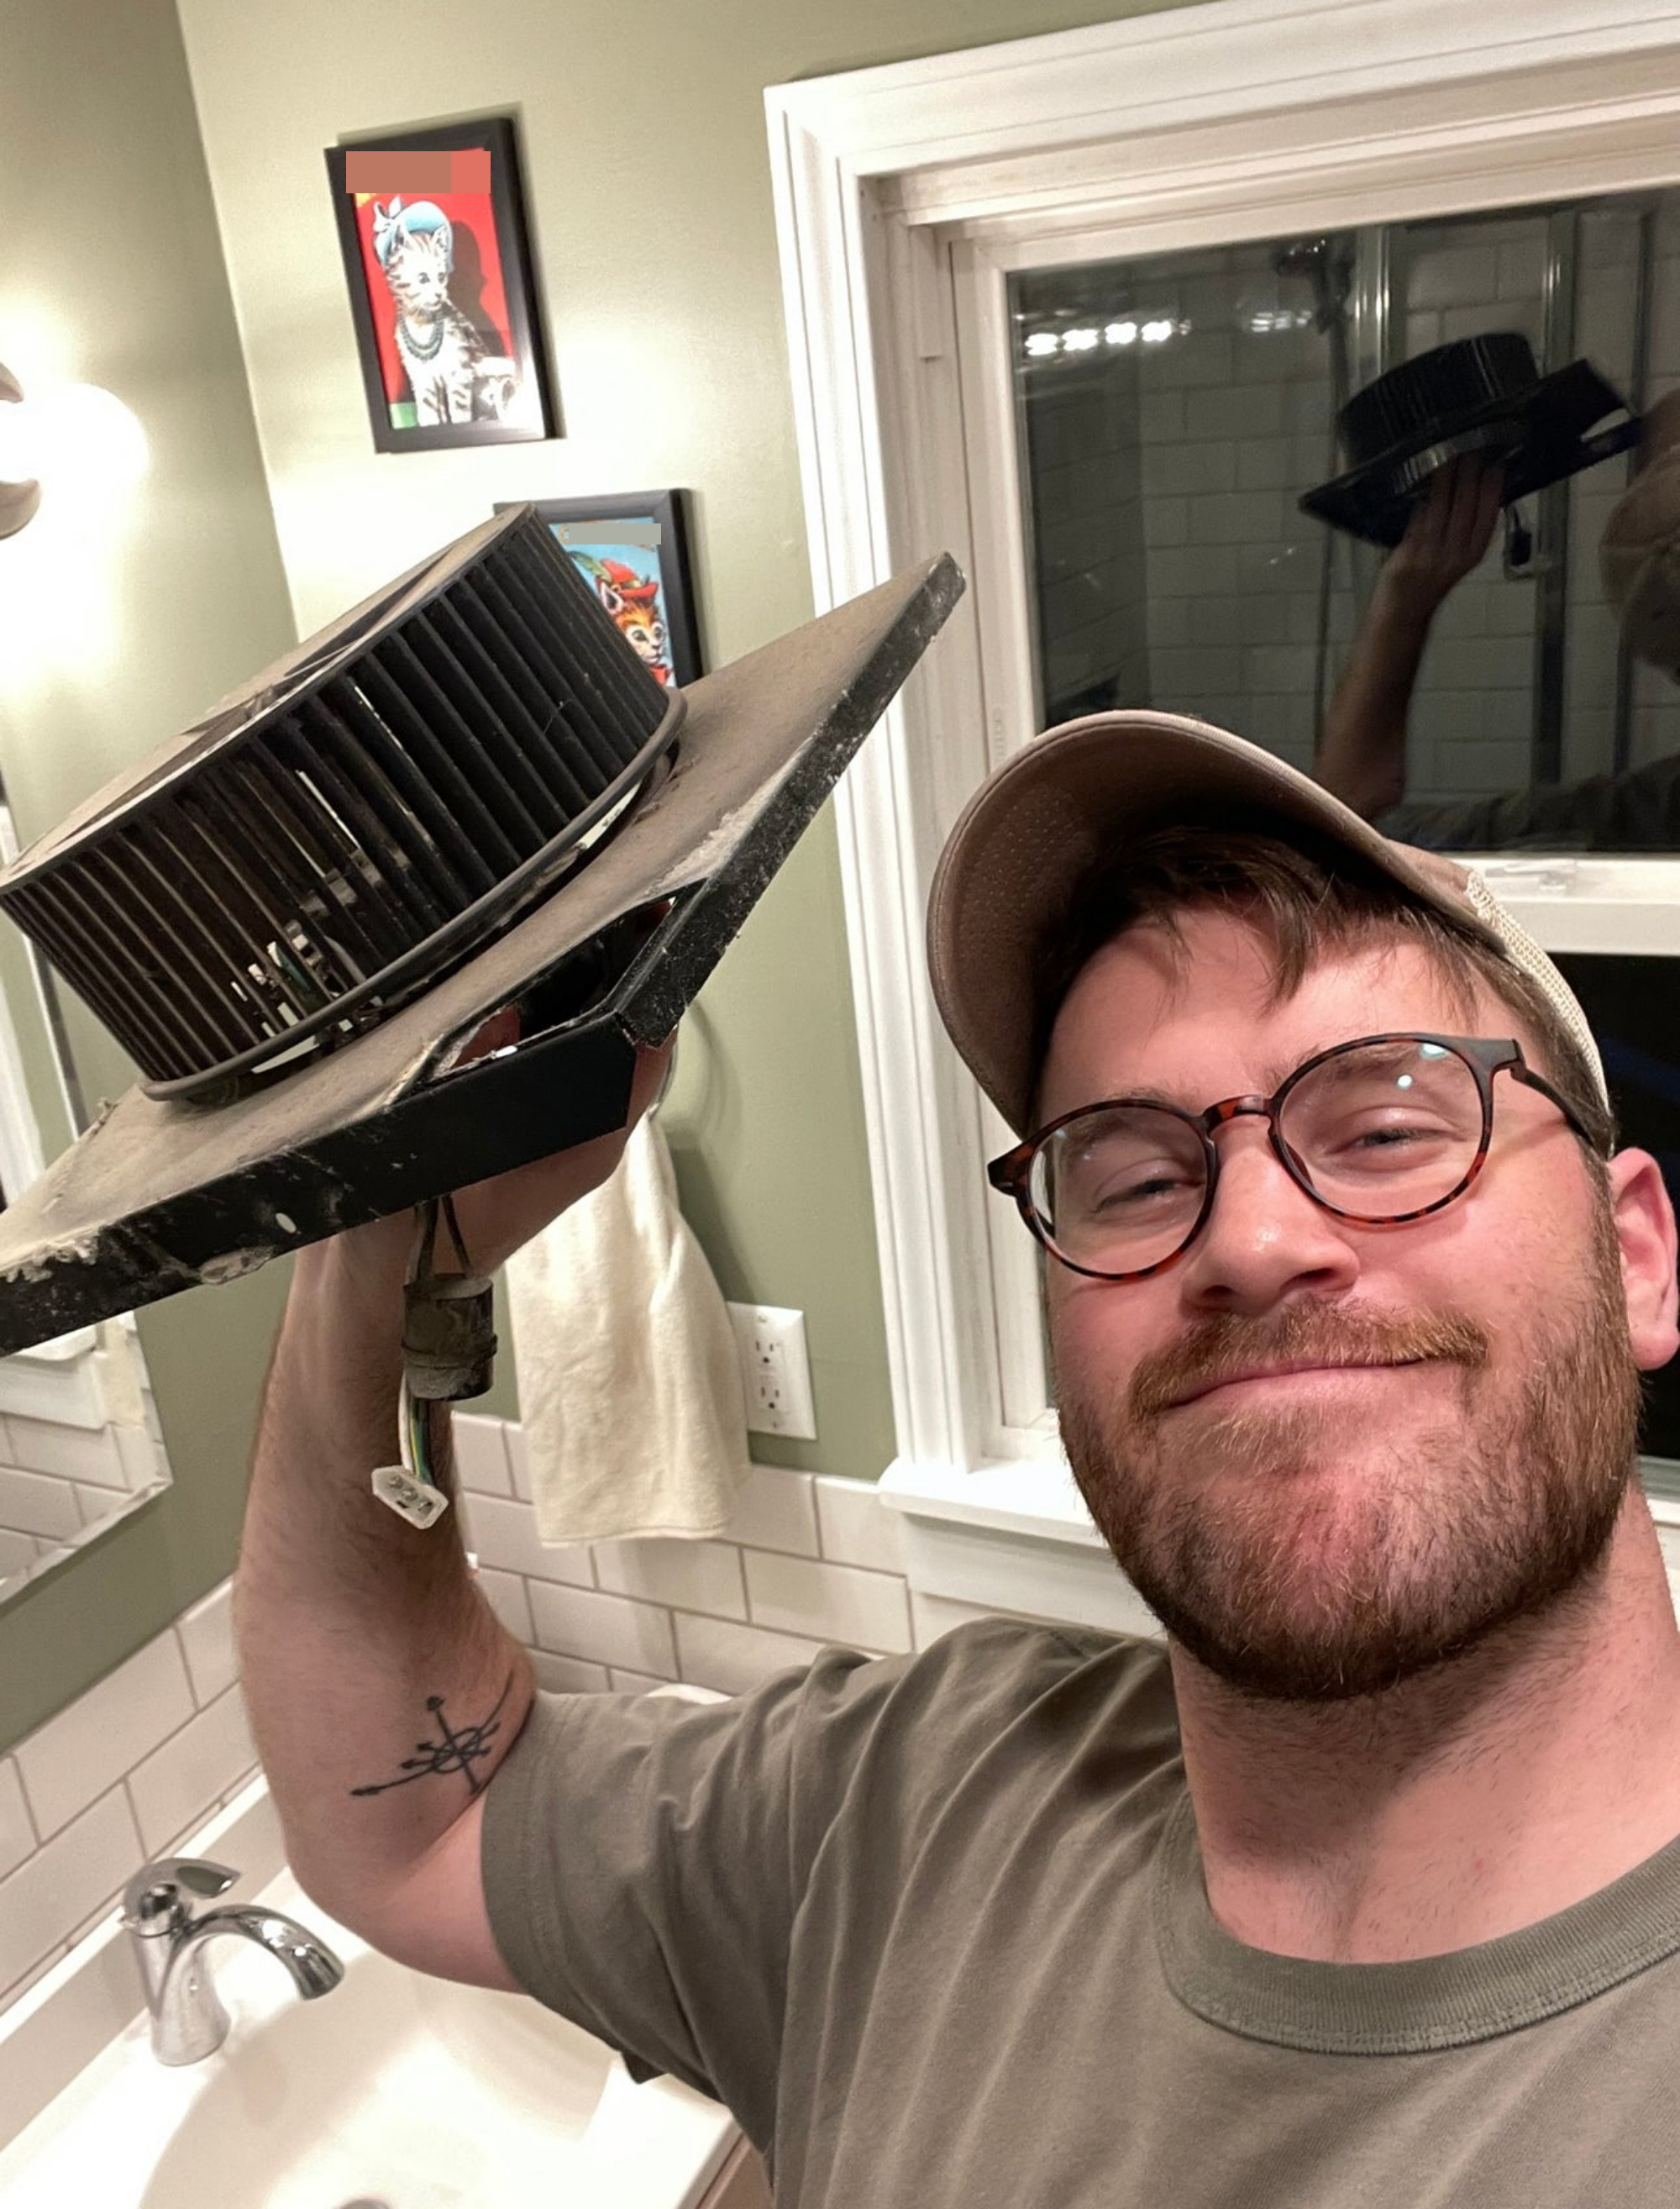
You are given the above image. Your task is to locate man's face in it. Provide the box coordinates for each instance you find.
[1042,907,1649,1707]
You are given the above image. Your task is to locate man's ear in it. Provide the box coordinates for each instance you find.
[1608,1149,1680,1373]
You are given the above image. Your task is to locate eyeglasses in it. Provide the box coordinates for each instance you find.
[988,1033,1596,1284]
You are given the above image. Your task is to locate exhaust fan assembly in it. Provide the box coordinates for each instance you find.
[0,504,962,1517]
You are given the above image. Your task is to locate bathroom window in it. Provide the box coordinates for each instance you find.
[953,192,1680,1466]
[768,5,1680,1533]
[1011,194,1677,841]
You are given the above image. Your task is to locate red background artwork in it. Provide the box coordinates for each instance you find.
[350,187,514,406]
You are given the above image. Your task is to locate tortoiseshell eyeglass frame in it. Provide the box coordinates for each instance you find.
[986,1033,1599,1285]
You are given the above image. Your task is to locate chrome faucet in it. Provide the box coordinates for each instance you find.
[121,1856,344,2064]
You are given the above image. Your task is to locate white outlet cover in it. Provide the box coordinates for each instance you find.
[726,1302,816,1441]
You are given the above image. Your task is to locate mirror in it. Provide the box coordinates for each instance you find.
[0,803,172,1604]
[1011,187,1679,850]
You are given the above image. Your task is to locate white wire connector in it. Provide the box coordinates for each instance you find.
[371,1372,452,1528]
[367,1193,495,1529]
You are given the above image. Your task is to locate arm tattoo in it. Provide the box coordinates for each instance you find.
[349,1674,513,1799]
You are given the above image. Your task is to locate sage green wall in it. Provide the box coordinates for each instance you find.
[1,0,1205,1745]
[171,0,1195,1475]
[0,0,297,1743]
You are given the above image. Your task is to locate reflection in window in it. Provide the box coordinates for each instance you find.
[1012,192,1680,852]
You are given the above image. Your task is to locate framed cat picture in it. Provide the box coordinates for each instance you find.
[497,491,703,689]
[325,116,556,453]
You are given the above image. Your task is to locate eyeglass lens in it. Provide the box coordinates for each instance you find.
[1029,1039,1483,1275]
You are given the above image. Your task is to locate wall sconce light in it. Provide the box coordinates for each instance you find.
[0,366,148,542]
[0,365,42,541]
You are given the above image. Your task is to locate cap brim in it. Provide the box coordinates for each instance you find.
[0,555,965,1354]
[927,709,1504,1139]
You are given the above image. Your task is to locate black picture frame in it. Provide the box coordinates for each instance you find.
[498,491,703,689]
[325,116,556,455]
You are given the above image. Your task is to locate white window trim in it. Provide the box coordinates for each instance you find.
[765,0,1680,1575]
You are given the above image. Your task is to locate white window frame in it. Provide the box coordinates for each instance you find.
[765,0,1680,1586]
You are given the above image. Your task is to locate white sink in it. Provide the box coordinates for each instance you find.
[0,1791,739,2208]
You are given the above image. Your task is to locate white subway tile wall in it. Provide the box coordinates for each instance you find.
[125,1687,256,1857]
[743,1550,912,1653]
[14,1636,197,1842]
[175,1582,238,1707]
[1027,356,1152,718]
[0,1584,259,2009]
[673,1612,828,1698]
[531,1649,613,1695]
[0,1760,33,1882]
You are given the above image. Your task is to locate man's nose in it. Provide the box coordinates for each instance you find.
[1174,1117,1361,1310]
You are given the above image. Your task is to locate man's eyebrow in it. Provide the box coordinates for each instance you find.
[1086,1044,1355,1113]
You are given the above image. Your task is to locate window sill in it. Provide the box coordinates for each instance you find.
[879,1453,1164,1638]
[880,1453,1680,1638]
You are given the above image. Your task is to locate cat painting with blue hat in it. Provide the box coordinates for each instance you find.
[370,192,520,429]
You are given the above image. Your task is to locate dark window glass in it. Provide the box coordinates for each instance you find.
[1555,953,1680,1469]
[1013,192,1680,851]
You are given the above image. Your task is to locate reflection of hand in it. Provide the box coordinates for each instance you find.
[1384,455,1504,615]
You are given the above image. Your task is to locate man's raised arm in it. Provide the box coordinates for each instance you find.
[235,1033,672,1987]
[1315,455,1502,819]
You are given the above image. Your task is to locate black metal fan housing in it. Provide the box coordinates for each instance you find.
[0,507,679,1099]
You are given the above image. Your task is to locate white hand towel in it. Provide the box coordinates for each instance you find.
[504,1113,751,1544]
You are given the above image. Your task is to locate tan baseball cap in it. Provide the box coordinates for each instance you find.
[926,708,1607,1138]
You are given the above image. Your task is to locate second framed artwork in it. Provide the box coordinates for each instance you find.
[500,491,702,689]
[326,117,556,453]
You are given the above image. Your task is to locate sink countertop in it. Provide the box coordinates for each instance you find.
[0,1785,738,2209]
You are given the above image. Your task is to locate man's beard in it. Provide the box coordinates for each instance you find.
[1057,1198,1645,1706]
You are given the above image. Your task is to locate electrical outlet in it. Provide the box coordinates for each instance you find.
[727,1302,816,1440]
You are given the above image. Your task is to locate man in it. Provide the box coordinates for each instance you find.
[1315,393,1680,848]
[239,713,1680,2205]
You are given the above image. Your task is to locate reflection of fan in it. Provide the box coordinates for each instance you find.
[0,510,964,1360]
[0,509,681,1101]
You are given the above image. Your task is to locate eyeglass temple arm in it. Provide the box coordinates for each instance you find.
[1506,1058,1601,1149]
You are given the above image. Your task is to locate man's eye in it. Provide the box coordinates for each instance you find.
[1082,1166,1194,1211]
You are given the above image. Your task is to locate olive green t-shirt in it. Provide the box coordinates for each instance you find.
[481,1617,1680,2204]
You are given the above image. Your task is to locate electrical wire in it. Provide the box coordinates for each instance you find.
[401,1198,443,1494]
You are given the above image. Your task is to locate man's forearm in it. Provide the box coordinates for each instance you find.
[235,1233,533,1927]
[1316,575,1438,819]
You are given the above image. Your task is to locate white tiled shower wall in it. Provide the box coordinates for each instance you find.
[1131,239,1355,778]
[1028,359,1151,718]
[0,1431,1030,2018]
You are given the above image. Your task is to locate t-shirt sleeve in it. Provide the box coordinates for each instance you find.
[1376,750,1680,854]
[477,1642,919,2143]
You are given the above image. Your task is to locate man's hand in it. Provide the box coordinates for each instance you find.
[323,1016,675,1310]
[1383,454,1504,618]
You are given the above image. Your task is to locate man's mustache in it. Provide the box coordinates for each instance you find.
[1126,1303,1490,1420]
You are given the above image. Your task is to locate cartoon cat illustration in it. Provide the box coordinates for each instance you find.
[370,197,519,427]
[586,558,674,686]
